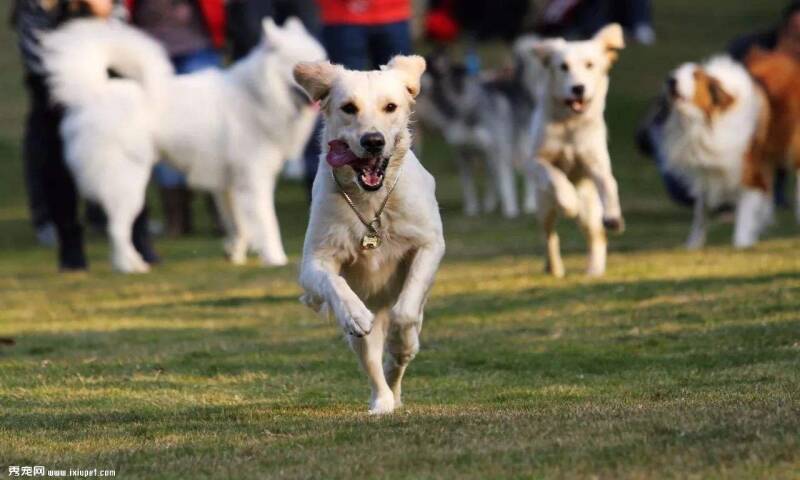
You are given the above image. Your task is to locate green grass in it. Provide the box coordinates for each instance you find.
[2,1,800,478]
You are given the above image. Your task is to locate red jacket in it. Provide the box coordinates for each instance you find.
[317,0,411,26]
[125,0,226,48]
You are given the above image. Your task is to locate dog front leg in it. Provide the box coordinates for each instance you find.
[390,238,445,327]
[686,196,707,250]
[300,257,375,337]
[585,150,625,233]
[386,238,444,406]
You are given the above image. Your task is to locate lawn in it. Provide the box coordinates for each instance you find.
[1,0,799,478]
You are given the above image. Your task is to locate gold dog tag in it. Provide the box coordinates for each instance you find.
[361,232,381,250]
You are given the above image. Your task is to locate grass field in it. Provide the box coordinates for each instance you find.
[2,0,800,478]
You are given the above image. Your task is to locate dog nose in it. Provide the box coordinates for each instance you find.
[666,77,678,95]
[360,132,385,155]
[571,85,585,98]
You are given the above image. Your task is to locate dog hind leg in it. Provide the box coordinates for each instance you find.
[456,149,480,216]
[576,179,607,276]
[384,322,420,407]
[348,310,395,414]
[537,188,565,278]
[102,170,150,273]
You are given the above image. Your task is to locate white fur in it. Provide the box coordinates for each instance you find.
[525,25,625,277]
[295,56,445,414]
[41,18,326,272]
[663,56,766,249]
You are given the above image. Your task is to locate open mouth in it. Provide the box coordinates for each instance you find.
[564,98,587,113]
[327,140,388,191]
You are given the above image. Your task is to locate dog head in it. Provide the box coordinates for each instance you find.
[666,61,736,122]
[294,55,426,192]
[531,24,624,115]
[261,17,327,83]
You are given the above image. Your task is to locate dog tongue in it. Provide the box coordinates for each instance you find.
[326,140,359,167]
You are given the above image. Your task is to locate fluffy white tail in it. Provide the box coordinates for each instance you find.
[41,19,173,108]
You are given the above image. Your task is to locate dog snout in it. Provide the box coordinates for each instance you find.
[360,132,386,155]
[571,84,585,98]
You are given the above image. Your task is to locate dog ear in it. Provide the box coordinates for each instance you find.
[262,17,284,48]
[293,61,338,102]
[529,39,564,67]
[594,23,625,63]
[283,16,307,34]
[388,55,427,98]
[707,75,735,110]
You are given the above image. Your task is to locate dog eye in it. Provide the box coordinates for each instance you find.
[384,103,398,113]
[560,63,569,72]
[340,102,359,115]
[586,61,594,69]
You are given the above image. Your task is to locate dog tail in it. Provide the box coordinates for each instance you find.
[41,19,173,108]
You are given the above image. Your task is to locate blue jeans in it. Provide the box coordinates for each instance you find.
[153,48,222,188]
[321,21,412,70]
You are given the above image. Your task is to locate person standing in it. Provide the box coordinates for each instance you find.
[127,0,225,237]
[12,0,158,271]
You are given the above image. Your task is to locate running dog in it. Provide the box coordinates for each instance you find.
[42,18,325,272]
[294,56,445,414]
[527,24,625,277]
[417,46,538,218]
[662,56,769,249]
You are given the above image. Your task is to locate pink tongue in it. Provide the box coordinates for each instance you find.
[326,140,359,167]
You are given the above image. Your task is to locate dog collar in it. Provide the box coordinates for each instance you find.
[331,166,402,251]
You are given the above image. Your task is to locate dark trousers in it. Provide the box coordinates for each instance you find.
[23,73,153,270]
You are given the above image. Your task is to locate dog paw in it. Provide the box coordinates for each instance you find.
[260,253,289,267]
[603,217,625,233]
[340,300,374,337]
[368,393,396,415]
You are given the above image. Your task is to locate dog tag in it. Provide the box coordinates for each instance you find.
[361,232,381,250]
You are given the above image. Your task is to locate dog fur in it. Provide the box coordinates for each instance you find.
[526,24,625,277]
[41,18,326,272]
[294,56,445,414]
[662,55,769,249]
[417,47,539,218]
[745,48,800,239]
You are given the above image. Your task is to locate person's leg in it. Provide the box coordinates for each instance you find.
[22,75,56,247]
[27,74,87,270]
[367,21,412,68]
[322,24,371,70]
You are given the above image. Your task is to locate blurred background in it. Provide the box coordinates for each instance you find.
[0,0,793,266]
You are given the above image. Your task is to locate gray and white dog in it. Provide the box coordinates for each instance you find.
[417,45,539,218]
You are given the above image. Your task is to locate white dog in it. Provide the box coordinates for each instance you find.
[294,56,445,414]
[663,56,769,249]
[527,24,626,277]
[41,18,326,272]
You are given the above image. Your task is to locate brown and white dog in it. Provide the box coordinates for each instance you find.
[662,55,770,249]
[525,24,626,277]
[745,48,800,230]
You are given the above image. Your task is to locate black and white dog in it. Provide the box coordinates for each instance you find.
[417,44,539,218]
